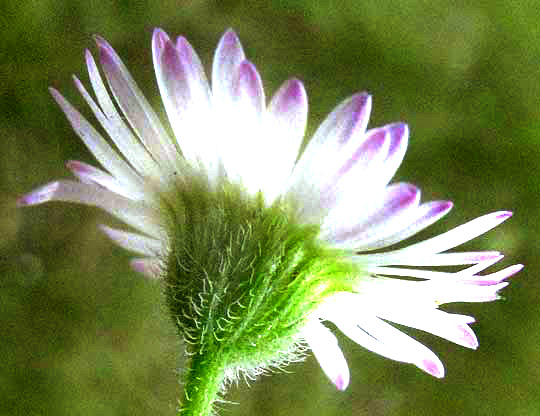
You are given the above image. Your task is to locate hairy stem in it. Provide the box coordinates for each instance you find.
[178,351,226,416]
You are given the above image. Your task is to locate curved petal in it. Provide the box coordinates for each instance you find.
[83,51,163,182]
[376,123,409,188]
[373,308,478,349]
[264,79,308,200]
[66,160,146,201]
[360,251,502,267]
[302,319,350,390]
[392,211,513,255]
[100,225,165,256]
[288,94,372,192]
[320,293,444,378]
[153,30,217,175]
[17,180,162,238]
[351,200,453,251]
[212,29,246,103]
[217,60,267,194]
[130,258,163,279]
[49,88,144,190]
[95,36,181,176]
[323,183,421,247]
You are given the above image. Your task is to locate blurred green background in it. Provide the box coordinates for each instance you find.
[2,1,539,415]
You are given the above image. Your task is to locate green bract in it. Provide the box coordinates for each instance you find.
[163,174,359,375]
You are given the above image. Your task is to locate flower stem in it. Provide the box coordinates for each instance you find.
[178,351,226,416]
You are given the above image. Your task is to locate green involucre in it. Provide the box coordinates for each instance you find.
[161,174,358,374]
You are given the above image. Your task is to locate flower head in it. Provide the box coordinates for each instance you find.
[19,28,521,405]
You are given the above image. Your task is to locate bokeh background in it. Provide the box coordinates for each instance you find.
[2,1,539,415]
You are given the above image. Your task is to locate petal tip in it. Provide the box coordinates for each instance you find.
[152,28,170,55]
[333,373,350,391]
[17,182,59,206]
[222,28,240,43]
[496,211,513,220]
[422,359,444,378]
[130,258,162,279]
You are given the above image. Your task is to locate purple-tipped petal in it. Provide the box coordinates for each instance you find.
[67,160,145,201]
[375,307,479,350]
[375,122,409,187]
[212,29,246,99]
[262,79,308,200]
[49,87,143,189]
[100,225,164,256]
[326,183,421,247]
[269,78,307,118]
[130,258,162,279]
[20,180,162,238]
[362,251,503,267]
[160,39,195,106]
[17,182,60,206]
[310,128,390,218]
[293,93,372,173]
[332,93,372,146]
[309,92,372,151]
[303,320,350,391]
[96,36,179,175]
[351,200,454,252]
[334,127,390,180]
[461,264,524,286]
[287,93,373,218]
[231,60,265,115]
[427,279,510,304]
[322,293,445,378]
[395,211,514,255]
[152,28,170,66]
[153,36,215,172]
[421,359,444,378]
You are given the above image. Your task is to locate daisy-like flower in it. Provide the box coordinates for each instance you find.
[19,29,522,414]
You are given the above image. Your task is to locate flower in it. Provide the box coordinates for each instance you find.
[19,28,522,398]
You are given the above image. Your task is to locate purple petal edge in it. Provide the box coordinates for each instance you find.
[337,93,372,145]
[333,373,349,391]
[422,359,444,378]
[272,78,307,115]
[233,60,264,111]
[152,28,170,63]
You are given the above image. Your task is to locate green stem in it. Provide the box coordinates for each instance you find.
[178,351,226,416]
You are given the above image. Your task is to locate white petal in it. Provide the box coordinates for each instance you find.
[100,225,165,256]
[216,60,267,194]
[49,88,144,189]
[153,30,218,176]
[18,180,162,239]
[298,93,372,165]
[391,211,513,255]
[66,160,146,201]
[374,123,409,188]
[321,293,444,378]
[212,29,246,103]
[373,308,478,349]
[287,93,372,218]
[302,319,350,390]
[359,251,502,267]
[130,258,163,279]
[82,52,164,183]
[352,200,453,251]
[96,36,181,178]
[324,183,421,248]
[263,79,308,201]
